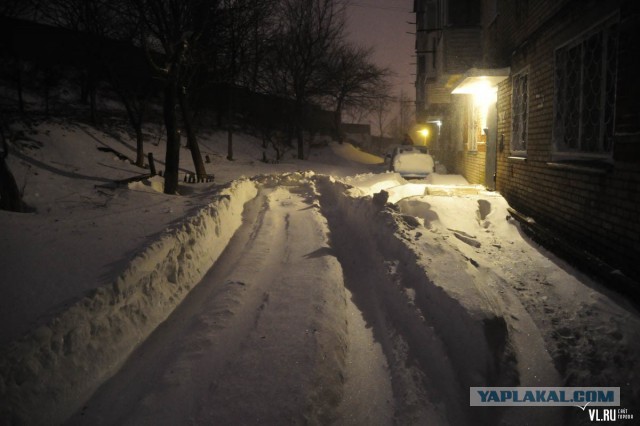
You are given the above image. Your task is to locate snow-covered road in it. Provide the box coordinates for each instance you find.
[61,176,483,425]
[66,180,393,425]
[57,174,640,426]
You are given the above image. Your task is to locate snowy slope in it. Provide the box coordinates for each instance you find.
[0,120,377,345]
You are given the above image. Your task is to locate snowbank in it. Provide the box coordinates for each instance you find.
[0,179,258,425]
[329,142,384,165]
[342,172,485,203]
[315,176,517,424]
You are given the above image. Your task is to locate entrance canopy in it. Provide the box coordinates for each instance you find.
[451,68,510,94]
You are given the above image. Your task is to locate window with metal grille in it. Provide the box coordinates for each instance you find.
[511,70,528,154]
[553,16,619,157]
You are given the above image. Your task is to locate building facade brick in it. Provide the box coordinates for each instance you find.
[415,0,640,280]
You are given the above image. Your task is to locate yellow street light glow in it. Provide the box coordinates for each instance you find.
[417,128,429,146]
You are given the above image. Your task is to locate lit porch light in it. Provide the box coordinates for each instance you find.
[452,70,508,146]
[451,68,509,102]
[452,77,497,106]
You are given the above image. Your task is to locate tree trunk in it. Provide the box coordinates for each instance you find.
[227,129,234,161]
[16,61,24,114]
[135,127,145,167]
[0,158,24,212]
[295,101,305,160]
[334,105,343,143]
[0,132,27,212]
[296,126,304,160]
[163,81,181,195]
[107,63,147,168]
[120,95,145,167]
[226,86,234,161]
[81,71,89,104]
[178,89,207,179]
[43,73,50,115]
[89,85,98,125]
[83,68,98,125]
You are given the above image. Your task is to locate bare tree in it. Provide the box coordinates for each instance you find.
[0,127,28,213]
[178,84,207,179]
[322,43,390,142]
[106,54,153,167]
[371,93,394,137]
[204,0,277,161]
[263,0,346,159]
[387,89,414,140]
[133,0,214,194]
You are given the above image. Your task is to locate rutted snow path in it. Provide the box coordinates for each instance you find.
[67,180,396,425]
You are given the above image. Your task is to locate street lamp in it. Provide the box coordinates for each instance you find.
[419,128,429,146]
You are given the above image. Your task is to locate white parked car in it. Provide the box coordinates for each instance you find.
[388,145,435,178]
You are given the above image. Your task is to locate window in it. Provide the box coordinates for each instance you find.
[511,70,529,154]
[553,17,619,157]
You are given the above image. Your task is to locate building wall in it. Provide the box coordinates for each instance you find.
[442,27,483,74]
[494,0,640,280]
[453,95,488,185]
[457,150,486,185]
[414,0,484,175]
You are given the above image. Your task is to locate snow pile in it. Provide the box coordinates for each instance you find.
[342,172,406,196]
[343,172,485,204]
[0,179,258,425]
[337,172,640,417]
[315,176,518,424]
[399,192,640,393]
[329,141,384,165]
[127,175,165,193]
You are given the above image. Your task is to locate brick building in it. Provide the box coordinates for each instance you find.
[414,0,640,282]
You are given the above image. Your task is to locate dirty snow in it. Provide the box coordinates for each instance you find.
[1,118,639,425]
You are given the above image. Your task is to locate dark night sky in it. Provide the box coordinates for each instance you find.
[345,0,416,101]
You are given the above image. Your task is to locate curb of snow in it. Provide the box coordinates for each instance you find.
[318,177,515,399]
[0,179,258,425]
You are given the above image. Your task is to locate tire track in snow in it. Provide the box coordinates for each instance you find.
[317,180,467,426]
[66,188,278,425]
[336,287,395,426]
[67,183,350,425]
